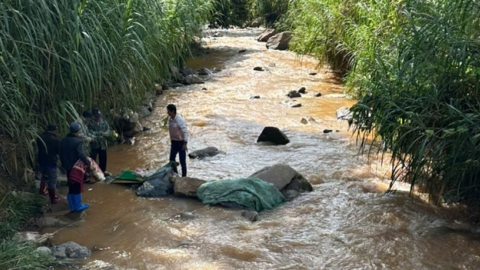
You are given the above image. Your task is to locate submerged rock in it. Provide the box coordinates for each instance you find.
[188,147,219,159]
[241,210,260,222]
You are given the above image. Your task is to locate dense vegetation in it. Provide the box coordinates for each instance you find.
[280,0,480,209]
[0,0,213,181]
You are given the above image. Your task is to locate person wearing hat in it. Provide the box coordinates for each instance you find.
[36,123,61,203]
[60,122,91,212]
[87,108,111,173]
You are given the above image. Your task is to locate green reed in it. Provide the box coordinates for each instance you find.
[0,0,213,180]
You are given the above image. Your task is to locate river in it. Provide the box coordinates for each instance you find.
[48,28,480,269]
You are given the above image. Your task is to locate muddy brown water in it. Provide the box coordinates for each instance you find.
[46,29,480,269]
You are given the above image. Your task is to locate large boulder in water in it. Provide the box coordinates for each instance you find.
[172,177,207,198]
[188,147,219,159]
[257,29,277,42]
[257,127,290,145]
[266,32,292,50]
[250,164,313,201]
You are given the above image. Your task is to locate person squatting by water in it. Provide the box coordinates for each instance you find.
[36,123,62,204]
[167,104,189,177]
[88,108,111,174]
[60,122,91,212]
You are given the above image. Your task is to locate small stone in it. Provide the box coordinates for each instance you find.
[250,95,260,99]
[298,87,306,94]
[314,93,322,97]
[309,72,317,75]
[291,104,302,108]
[253,67,265,71]
[241,210,259,222]
[287,91,301,98]
[36,246,52,256]
[201,87,207,91]
[238,49,246,53]
[323,129,333,133]
[301,118,308,124]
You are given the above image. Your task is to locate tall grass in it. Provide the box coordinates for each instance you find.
[351,0,480,207]
[0,0,213,181]
[280,0,480,210]
[0,191,57,269]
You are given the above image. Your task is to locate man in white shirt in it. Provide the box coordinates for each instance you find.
[167,104,189,177]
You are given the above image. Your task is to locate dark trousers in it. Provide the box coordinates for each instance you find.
[169,140,187,177]
[90,148,107,172]
[67,170,81,194]
[41,166,58,189]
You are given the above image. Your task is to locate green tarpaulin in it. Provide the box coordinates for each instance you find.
[197,177,285,212]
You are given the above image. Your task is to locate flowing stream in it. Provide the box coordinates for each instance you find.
[47,28,480,270]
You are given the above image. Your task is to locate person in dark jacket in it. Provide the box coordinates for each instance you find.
[60,122,91,212]
[36,124,62,204]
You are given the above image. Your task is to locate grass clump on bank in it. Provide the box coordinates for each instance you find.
[0,191,57,269]
[0,0,214,182]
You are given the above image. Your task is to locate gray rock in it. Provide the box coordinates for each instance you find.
[184,74,204,85]
[266,31,293,50]
[298,87,306,94]
[251,164,298,190]
[15,231,53,246]
[287,90,301,98]
[253,66,265,71]
[336,106,353,120]
[291,103,302,108]
[257,127,290,145]
[51,241,91,259]
[173,177,207,198]
[188,147,219,159]
[257,29,277,42]
[250,164,313,200]
[36,246,52,256]
[241,210,259,222]
[197,68,212,76]
[51,245,67,259]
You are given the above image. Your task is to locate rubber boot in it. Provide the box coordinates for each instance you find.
[67,194,75,212]
[72,194,89,211]
[39,181,48,196]
[47,188,64,204]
